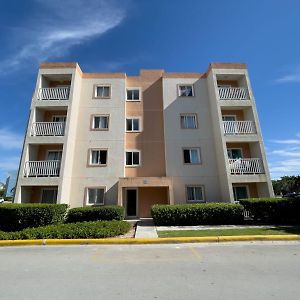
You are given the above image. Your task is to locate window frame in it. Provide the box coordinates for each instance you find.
[125,150,141,167]
[126,88,141,102]
[186,185,205,203]
[126,117,142,132]
[88,148,108,167]
[85,187,106,206]
[182,147,201,164]
[93,84,111,99]
[180,113,198,129]
[233,185,249,202]
[90,114,110,131]
[177,84,195,97]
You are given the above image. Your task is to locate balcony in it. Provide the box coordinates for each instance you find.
[218,87,249,100]
[24,160,61,177]
[37,87,70,101]
[30,122,65,136]
[229,158,264,175]
[223,121,256,135]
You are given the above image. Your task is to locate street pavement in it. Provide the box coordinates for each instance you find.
[0,241,300,300]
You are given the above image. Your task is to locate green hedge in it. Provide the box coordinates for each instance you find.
[151,203,244,226]
[239,198,300,224]
[0,220,130,240]
[0,204,68,232]
[66,205,124,223]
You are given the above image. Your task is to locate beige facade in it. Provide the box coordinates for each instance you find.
[14,62,274,217]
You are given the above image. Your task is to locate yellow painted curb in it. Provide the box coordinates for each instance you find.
[1,235,300,247]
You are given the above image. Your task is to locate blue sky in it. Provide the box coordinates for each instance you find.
[0,0,299,182]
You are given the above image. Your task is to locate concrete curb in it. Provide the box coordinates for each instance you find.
[1,235,300,247]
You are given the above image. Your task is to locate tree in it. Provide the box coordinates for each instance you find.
[272,176,300,195]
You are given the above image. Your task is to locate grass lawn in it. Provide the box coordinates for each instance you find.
[157,227,300,238]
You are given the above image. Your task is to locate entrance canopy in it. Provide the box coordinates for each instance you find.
[118,177,174,207]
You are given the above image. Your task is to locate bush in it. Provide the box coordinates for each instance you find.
[151,203,244,226]
[66,205,124,223]
[239,198,300,224]
[0,204,68,232]
[0,221,131,240]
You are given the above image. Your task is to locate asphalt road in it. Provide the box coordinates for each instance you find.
[0,242,300,300]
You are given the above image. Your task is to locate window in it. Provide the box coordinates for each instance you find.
[233,186,248,201]
[126,151,140,166]
[89,149,107,166]
[178,85,194,97]
[41,189,57,204]
[126,89,140,101]
[186,186,204,202]
[47,151,62,161]
[183,148,201,164]
[86,188,105,205]
[126,118,140,132]
[92,115,109,130]
[180,114,197,129]
[227,148,243,159]
[95,85,110,98]
[52,116,66,123]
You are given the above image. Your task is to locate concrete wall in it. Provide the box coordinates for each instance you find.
[67,76,126,207]
[162,77,222,203]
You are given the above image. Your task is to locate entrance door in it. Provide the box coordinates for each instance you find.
[233,186,248,201]
[126,189,137,217]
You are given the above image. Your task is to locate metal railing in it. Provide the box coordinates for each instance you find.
[223,121,256,135]
[30,122,65,136]
[218,87,249,100]
[37,87,70,100]
[229,158,264,174]
[24,160,61,177]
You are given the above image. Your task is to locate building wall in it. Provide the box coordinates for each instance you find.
[67,76,126,207]
[125,70,166,177]
[162,77,222,203]
[138,187,168,217]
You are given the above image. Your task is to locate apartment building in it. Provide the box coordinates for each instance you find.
[14,62,274,218]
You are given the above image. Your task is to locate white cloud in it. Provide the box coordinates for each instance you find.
[269,159,300,173]
[0,157,20,173]
[0,0,126,73]
[275,68,300,83]
[0,156,20,182]
[271,139,300,145]
[0,128,23,150]
[271,150,300,157]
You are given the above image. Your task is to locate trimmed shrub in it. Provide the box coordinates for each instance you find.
[0,231,10,240]
[239,198,300,224]
[66,205,124,223]
[0,221,131,240]
[0,204,68,232]
[151,203,244,226]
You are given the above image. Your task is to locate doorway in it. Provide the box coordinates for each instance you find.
[126,189,137,217]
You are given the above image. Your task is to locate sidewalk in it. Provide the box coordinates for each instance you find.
[155,225,298,231]
[135,219,158,238]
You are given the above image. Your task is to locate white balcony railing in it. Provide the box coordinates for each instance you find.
[229,158,264,174]
[30,122,65,136]
[24,160,61,177]
[223,121,256,135]
[218,87,249,100]
[37,87,70,100]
